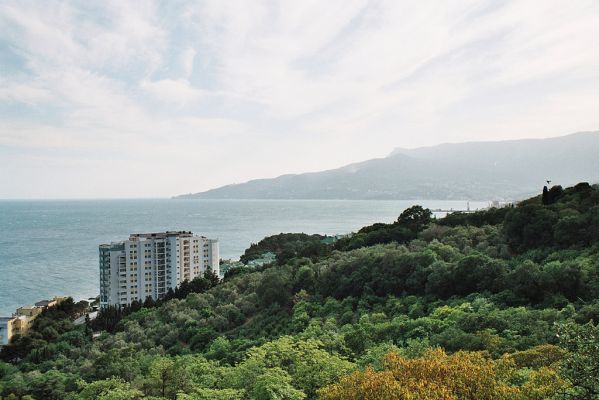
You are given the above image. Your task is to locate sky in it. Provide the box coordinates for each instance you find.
[1,1,599,199]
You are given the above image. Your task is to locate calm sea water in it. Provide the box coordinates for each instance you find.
[0,199,487,315]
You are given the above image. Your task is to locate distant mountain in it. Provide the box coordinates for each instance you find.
[175,131,599,200]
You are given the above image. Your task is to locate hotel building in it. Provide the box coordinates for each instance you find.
[99,231,219,308]
[0,297,65,347]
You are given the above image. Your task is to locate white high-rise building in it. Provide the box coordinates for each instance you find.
[99,231,219,308]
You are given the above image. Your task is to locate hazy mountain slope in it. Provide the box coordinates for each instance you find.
[176,131,599,200]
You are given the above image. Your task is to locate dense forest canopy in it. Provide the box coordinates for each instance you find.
[1,183,599,399]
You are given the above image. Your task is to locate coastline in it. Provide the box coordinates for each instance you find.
[0,198,488,317]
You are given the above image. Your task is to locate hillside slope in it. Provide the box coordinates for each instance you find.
[176,131,599,200]
[3,183,599,399]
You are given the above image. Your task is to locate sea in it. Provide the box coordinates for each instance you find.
[0,198,488,316]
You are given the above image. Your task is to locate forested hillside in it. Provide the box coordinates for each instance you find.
[2,183,599,399]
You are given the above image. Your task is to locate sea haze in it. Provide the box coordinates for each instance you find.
[0,198,488,315]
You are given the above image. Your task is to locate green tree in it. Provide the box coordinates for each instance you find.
[72,378,143,400]
[25,369,77,400]
[542,186,550,205]
[504,204,558,252]
[178,388,245,400]
[256,270,292,307]
[149,356,190,399]
[252,368,305,400]
[205,337,232,362]
[397,205,433,233]
[558,322,599,399]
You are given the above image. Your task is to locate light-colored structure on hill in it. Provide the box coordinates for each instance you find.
[16,305,43,318]
[99,231,219,309]
[34,296,67,309]
[0,315,30,344]
[0,296,66,346]
[0,317,18,346]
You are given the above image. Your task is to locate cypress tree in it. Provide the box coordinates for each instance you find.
[143,295,155,308]
[84,314,92,338]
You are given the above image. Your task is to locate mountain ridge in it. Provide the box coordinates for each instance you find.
[175,131,599,201]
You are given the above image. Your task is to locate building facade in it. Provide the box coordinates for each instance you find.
[0,296,65,346]
[0,317,15,346]
[99,231,219,308]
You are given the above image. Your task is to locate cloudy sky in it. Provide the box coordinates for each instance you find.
[1,1,599,198]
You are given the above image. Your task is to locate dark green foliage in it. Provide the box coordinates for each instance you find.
[505,183,599,253]
[223,265,254,280]
[334,205,432,251]
[256,269,293,307]
[91,273,220,334]
[91,304,127,333]
[240,233,331,264]
[438,207,510,227]
[541,185,564,206]
[547,185,564,204]
[0,298,87,363]
[575,301,599,324]
[143,295,156,308]
[558,322,599,398]
[169,269,220,300]
[542,185,549,205]
[189,327,218,352]
[450,254,505,295]
[396,205,433,231]
[504,204,558,252]
[3,183,599,399]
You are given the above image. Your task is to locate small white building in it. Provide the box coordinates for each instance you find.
[99,231,219,308]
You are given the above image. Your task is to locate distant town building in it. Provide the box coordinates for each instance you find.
[99,231,219,309]
[0,296,65,346]
[247,251,277,267]
[16,305,43,318]
[218,259,245,277]
[1,317,25,346]
[34,296,67,309]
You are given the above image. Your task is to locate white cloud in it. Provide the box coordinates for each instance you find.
[141,79,205,105]
[0,79,51,104]
[181,47,197,80]
[1,0,599,198]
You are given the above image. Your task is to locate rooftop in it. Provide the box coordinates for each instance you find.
[129,231,194,240]
[100,231,215,247]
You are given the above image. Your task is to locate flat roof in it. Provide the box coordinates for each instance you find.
[100,231,216,247]
[129,231,194,240]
